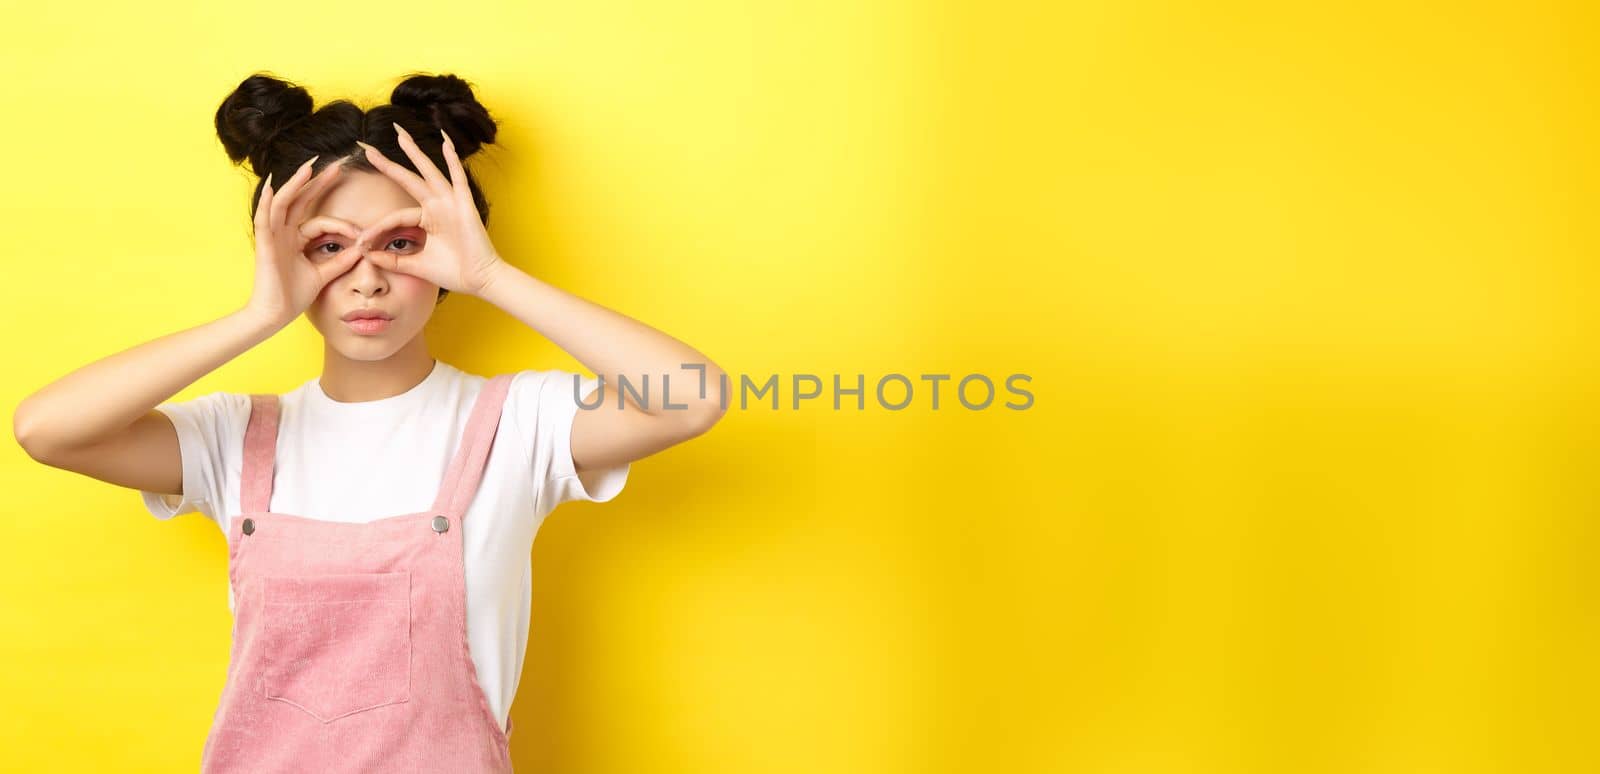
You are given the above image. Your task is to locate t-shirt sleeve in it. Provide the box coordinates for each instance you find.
[509,369,630,510]
[138,391,252,524]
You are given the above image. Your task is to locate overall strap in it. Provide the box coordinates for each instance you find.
[431,373,514,522]
[240,394,281,514]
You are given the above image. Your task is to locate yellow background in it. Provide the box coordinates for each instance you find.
[1,1,1593,771]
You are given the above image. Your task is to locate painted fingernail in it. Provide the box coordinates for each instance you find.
[307,154,319,167]
[392,122,405,136]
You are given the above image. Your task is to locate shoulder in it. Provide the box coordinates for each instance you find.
[425,365,593,428]
[506,369,593,412]
[508,368,572,391]
[157,390,255,430]
[499,369,598,436]
[421,359,495,399]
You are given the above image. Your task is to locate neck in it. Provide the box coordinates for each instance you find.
[319,336,436,403]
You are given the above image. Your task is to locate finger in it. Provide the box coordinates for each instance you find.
[299,215,363,247]
[269,155,321,229]
[354,207,424,252]
[355,140,433,206]
[286,158,347,227]
[254,173,275,231]
[362,248,404,274]
[439,129,473,211]
[392,122,450,195]
[269,156,319,229]
[316,243,368,285]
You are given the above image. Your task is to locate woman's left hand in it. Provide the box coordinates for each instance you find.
[352,123,506,297]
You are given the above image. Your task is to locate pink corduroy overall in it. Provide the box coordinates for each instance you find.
[199,373,517,773]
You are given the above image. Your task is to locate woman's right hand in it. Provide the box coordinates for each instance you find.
[243,156,368,329]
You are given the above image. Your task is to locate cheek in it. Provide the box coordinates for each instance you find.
[388,274,439,307]
[308,289,334,317]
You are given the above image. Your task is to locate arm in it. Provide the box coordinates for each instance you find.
[13,156,357,493]
[12,308,282,494]
[475,260,728,474]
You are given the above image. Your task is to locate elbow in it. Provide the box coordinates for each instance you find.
[13,396,82,467]
[685,399,727,437]
[685,366,729,435]
[12,402,56,464]
[656,364,727,438]
[13,400,39,454]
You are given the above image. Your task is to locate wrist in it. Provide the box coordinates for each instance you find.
[234,305,289,337]
[472,255,516,300]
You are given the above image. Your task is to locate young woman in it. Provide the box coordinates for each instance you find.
[13,72,726,772]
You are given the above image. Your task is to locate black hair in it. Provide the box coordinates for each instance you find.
[214,71,500,303]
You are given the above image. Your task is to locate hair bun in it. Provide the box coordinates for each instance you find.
[214,73,314,174]
[391,72,498,157]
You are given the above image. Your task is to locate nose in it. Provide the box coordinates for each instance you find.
[344,251,389,297]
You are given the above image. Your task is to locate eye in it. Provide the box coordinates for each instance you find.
[388,237,419,251]
[308,241,343,259]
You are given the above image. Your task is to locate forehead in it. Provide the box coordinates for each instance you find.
[308,169,419,228]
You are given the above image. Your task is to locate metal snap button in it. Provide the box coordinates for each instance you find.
[242,518,255,536]
[431,515,450,533]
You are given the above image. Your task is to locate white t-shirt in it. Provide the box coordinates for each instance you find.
[137,359,629,734]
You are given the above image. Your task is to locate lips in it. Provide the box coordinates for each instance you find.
[341,309,394,322]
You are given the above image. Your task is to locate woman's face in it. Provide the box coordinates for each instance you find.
[301,168,438,360]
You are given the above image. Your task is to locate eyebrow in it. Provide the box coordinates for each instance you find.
[318,217,416,234]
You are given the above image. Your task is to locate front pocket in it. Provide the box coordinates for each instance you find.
[259,571,412,722]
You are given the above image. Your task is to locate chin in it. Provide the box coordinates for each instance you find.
[332,342,407,361]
